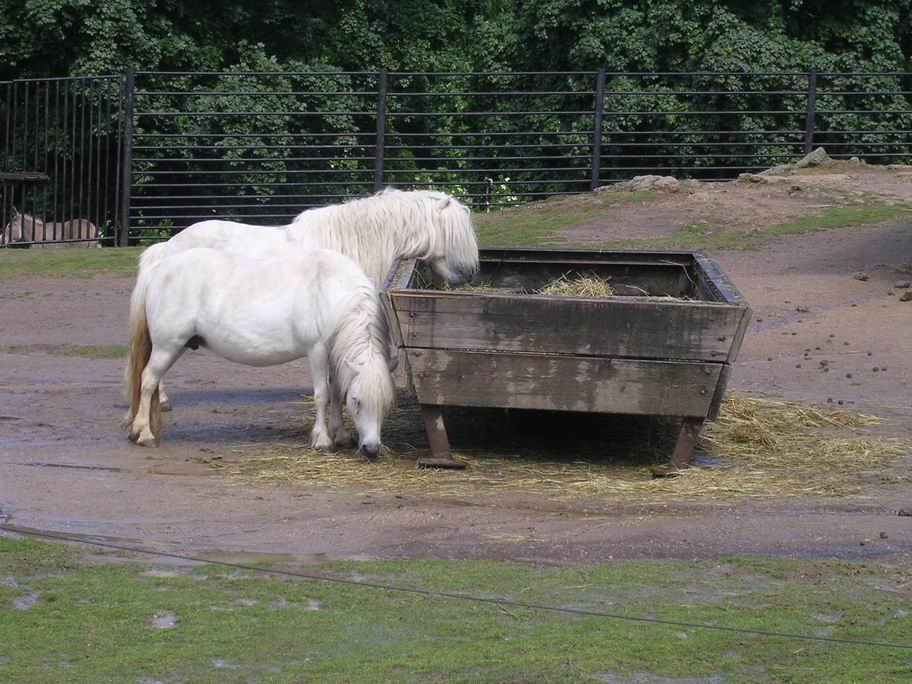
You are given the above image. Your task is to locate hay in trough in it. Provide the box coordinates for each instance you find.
[536,273,616,297]
[212,393,909,501]
[442,281,503,293]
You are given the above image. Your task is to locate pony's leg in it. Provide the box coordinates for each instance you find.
[159,381,173,412]
[308,343,334,451]
[328,374,355,448]
[130,346,184,446]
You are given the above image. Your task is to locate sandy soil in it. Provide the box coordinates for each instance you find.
[1,164,911,564]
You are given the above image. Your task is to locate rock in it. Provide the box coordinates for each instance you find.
[900,291,912,302]
[896,280,911,289]
[611,175,681,193]
[795,305,809,312]
[848,156,863,166]
[880,531,889,539]
[759,147,833,176]
[795,147,832,168]
[899,508,912,517]
[852,271,869,281]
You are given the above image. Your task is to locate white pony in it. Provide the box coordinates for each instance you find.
[140,188,478,287]
[139,188,479,414]
[123,248,395,457]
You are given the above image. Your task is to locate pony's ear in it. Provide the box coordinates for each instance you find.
[436,196,452,210]
[11,205,18,215]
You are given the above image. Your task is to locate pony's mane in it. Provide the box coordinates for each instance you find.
[289,188,477,285]
[328,281,396,417]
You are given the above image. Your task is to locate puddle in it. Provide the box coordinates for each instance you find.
[21,461,124,472]
[151,611,178,629]
[811,612,842,623]
[140,569,182,578]
[13,593,39,610]
[212,658,239,670]
[201,550,330,564]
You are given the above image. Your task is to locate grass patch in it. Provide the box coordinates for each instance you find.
[0,247,143,278]
[217,393,908,501]
[0,344,128,359]
[2,535,911,682]
[474,191,657,247]
[599,202,912,252]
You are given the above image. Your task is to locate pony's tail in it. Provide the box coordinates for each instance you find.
[122,272,160,436]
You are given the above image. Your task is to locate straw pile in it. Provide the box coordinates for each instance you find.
[213,393,909,501]
[536,273,616,297]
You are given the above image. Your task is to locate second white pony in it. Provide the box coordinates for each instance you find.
[123,248,395,457]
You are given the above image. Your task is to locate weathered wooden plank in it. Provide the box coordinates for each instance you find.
[391,292,743,361]
[691,251,749,307]
[381,258,417,387]
[670,417,704,469]
[407,349,723,416]
[479,247,696,268]
[707,362,732,420]
[418,404,464,467]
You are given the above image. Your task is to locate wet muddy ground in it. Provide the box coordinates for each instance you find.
[1,168,911,564]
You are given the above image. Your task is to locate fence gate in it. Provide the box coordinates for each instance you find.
[1,76,124,247]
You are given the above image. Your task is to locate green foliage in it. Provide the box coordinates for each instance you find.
[3,1,911,80]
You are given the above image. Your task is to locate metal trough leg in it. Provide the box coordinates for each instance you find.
[653,416,704,478]
[417,404,466,469]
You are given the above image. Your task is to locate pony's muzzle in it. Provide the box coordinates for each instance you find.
[360,442,381,460]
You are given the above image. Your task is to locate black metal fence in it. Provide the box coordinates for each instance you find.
[3,70,912,246]
[1,75,124,246]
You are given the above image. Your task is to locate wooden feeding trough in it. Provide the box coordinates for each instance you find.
[381,248,751,473]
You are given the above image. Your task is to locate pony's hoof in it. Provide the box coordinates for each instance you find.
[160,399,172,412]
[332,430,356,449]
[136,434,159,448]
[311,437,334,452]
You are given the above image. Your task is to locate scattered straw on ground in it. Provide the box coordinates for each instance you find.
[213,394,909,501]
[536,273,616,297]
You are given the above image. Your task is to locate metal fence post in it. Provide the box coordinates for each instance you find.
[374,68,387,193]
[804,70,818,155]
[118,69,134,247]
[591,69,605,191]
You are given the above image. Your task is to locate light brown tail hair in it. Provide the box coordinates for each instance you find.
[123,304,161,437]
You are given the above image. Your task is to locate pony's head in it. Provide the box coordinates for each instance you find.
[344,353,395,459]
[329,284,397,459]
[416,190,480,285]
[372,189,478,285]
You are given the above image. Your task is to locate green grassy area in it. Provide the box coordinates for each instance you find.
[602,202,912,252]
[2,535,910,682]
[476,193,911,252]
[0,344,129,358]
[0,246,143,278]
[474,191,657,247]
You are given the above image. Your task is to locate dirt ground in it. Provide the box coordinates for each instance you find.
[1,163,911,565]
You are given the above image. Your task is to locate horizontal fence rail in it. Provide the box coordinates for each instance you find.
[3,70,912,245]
[1,76,124,246]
